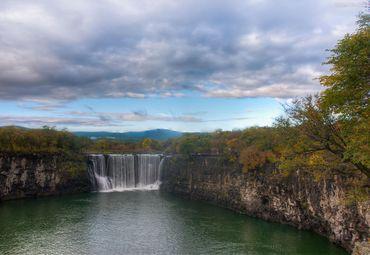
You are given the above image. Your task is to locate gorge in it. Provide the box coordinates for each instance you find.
[0,153,368,254]
[1,1,369,254]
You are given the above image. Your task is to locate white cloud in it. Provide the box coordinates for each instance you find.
[0,0,361,101]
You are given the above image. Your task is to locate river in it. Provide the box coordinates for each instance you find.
[0,191,347,254]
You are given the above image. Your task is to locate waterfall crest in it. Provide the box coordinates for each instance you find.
[88,154,164,192]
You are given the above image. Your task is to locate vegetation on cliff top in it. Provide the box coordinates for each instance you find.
[0,126,89,155]
[0,126,165,155]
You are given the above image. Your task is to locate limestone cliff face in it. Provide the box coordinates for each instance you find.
[0,153,90,200]
[161,155,369,253]
[352,242,370,255]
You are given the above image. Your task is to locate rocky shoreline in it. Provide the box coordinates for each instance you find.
[160,155,369,254]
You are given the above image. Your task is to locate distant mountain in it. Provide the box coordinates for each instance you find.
[0,125,30,130]
[73,129,183,141]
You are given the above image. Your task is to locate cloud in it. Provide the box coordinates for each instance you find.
[70,108,250,123]
[0,115,115,127]
[0,0,361,101]
[0,109,250,128]
[17,99,68,111]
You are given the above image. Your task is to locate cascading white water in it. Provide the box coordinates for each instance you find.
[107,154,135,189]
[87,154,111,191]
[88,154,164,192]
[137,154,161,187]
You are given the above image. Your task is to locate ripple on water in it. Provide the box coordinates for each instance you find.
[0,191,347,255]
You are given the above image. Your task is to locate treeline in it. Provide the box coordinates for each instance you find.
[87,137,163,154]
[0,126,90,155]
[0,126,163,155]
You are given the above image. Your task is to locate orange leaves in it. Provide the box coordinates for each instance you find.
[239,145,275,173]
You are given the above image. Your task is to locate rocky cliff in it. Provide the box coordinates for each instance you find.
[161,155,369,254]
[0,153,90,201]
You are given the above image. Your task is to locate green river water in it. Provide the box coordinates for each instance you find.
[0,191,347,255]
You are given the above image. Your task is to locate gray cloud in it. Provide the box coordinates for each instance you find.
[0,0,361,101]
[17,99,68,111]
[0,110,250,127]
[0,115,115,127]
[69,108,250,123]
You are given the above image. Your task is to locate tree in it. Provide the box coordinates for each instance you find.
[278,94,369,178]
[175,134,212,156]
[141,138,153,150]
[320,13,369,121]
[275,14,369,178]
[239,145,274,173]
[318,13,370,176]
[141,138,162,151]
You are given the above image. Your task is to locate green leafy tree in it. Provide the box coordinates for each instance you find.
[318,13,370,176]
[273,14,369,178]
[320,13,369,120]
[275,96,352,176]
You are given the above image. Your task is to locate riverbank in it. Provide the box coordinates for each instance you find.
[160,155,369,253]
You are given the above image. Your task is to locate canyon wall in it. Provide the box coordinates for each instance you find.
[0,153,90,201]
[161,155,369,253]
[1,153,368,253]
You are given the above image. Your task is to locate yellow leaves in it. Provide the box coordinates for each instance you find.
[226,138,239,150]
[278,156,305,176]
[308,152,326,166]
[344,116,370,169]
[344,177,369,205]
[141,138,153,150]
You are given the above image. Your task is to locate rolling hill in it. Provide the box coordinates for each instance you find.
[73,129,183,141]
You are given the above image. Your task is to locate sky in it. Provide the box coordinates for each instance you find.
[0,0,365,132]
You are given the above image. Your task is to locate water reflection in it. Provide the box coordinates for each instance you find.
[0,192,347,255]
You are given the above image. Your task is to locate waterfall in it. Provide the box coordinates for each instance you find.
[87,154,111,191]
[107,154,136,189]
[88,154,164,192]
